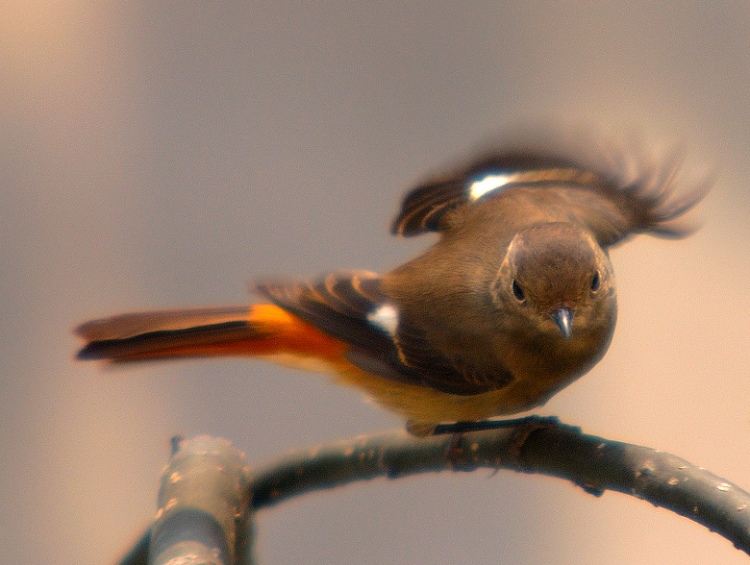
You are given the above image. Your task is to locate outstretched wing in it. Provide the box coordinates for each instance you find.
[256,270,496,395]
[392,128,709,247]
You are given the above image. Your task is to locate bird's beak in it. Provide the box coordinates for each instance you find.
[550,307,573,339]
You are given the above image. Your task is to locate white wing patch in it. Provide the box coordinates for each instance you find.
[468,173,513,201]
[366,304,399,336]
[468,167,601,202]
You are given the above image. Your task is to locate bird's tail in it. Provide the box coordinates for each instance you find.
[74,303,347,364]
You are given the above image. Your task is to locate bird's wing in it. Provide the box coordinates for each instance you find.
[256,270,499,395]
[392,129,709,247]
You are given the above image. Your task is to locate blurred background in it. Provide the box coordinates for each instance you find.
[2,3,750,564]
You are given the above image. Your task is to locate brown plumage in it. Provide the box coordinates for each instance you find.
[75,128,708,435]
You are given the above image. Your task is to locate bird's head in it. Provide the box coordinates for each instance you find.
[492,222,616,341]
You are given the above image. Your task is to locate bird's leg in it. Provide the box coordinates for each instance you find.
[432,416,563,469]
[432,415,560,435]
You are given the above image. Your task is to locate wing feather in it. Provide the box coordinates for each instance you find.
[256,271,498,395]
[392,128,708,246]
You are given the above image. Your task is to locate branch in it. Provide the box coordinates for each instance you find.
[118,418,750,564]
[148,436,253,565]
[249,418,750,555]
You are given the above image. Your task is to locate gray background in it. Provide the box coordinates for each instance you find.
[3,3,750,564]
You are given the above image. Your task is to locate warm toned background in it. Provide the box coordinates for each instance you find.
[2,3,750,564]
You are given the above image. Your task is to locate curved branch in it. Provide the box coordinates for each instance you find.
[249,417,750,555]
[118,419,750,564]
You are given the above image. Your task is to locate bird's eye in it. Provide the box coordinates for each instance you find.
[590,270,601,292]
[512,279,526,302]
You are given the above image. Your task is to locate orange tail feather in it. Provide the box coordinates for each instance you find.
[75,304,347,363]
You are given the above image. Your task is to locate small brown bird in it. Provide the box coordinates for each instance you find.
[75,128,707,435]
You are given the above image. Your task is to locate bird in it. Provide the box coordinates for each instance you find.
[74,127,708,436]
